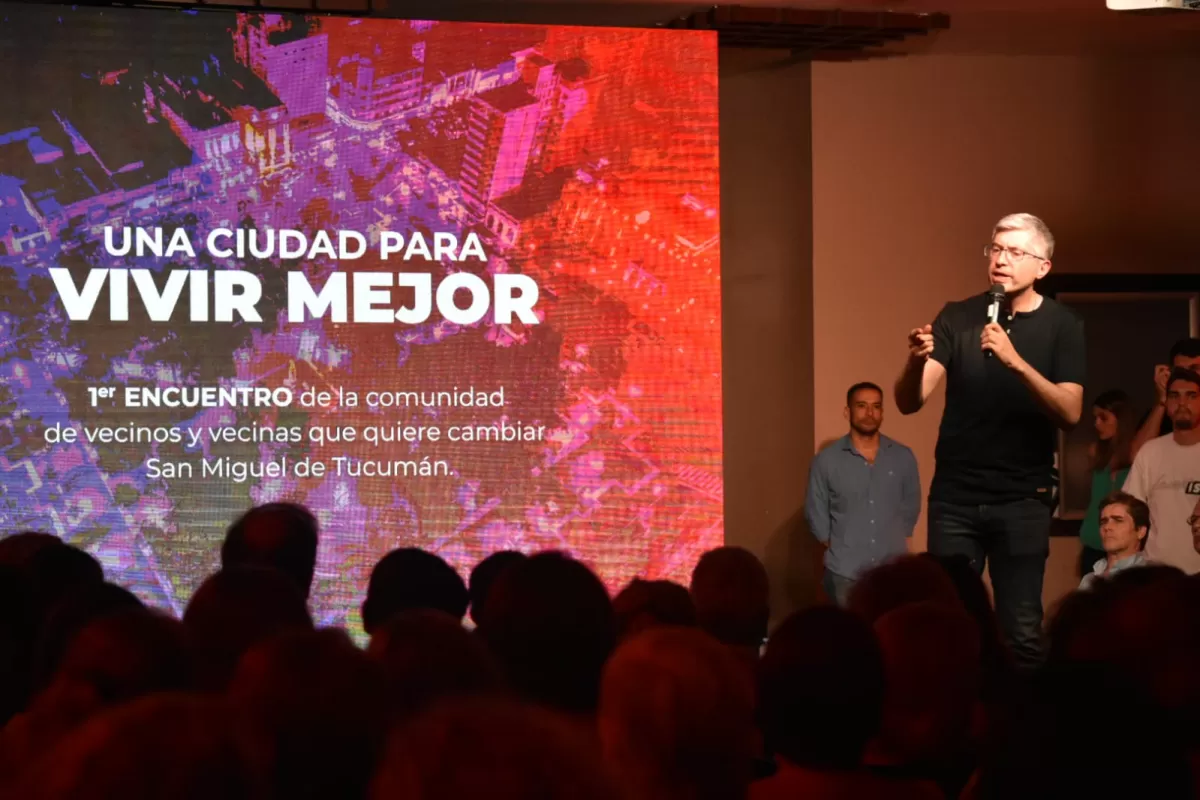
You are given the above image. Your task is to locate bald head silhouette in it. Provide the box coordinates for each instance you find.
[222,503,319,599]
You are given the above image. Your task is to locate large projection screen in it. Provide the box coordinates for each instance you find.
[0,4,721,629]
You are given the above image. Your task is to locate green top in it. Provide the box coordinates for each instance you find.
[1079,466,1130,550]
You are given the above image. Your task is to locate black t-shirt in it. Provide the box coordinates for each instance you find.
[929,293,1086,505]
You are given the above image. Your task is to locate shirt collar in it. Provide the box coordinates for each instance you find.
[1094,552,1145,575]
[841,434,892,451]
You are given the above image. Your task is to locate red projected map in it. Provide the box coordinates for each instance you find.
[0,5,721,630]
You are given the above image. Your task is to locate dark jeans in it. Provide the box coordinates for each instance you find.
[823,569,854,607]
[927,498,1051,671]
[1079,545,1106,579]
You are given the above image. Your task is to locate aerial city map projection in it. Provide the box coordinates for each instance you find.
[0,4,721,629]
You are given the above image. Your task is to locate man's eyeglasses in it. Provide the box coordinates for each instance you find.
[984,244,1047,262]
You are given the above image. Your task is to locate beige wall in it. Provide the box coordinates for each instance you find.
[810,54,1200,611]
[720,50,820,623]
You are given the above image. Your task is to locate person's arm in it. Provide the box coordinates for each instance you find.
[1007,350,1083,429]
[896,355,946,415]
[804,455,832,546]
[899,449,921,536]
[1131,406,1167,461]
[1122,450,1148,502]
[896,310,951,415]
[1131,366,1171,460]
[981,309,1085,430]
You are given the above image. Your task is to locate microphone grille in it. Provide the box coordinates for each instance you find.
[989,283,1006,297]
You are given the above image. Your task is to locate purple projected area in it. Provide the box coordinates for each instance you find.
[0,6,723,631]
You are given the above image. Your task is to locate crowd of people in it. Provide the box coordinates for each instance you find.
[0,211,1198,798]
[807,337,1200,645]
[808,213,1200,674]
[2,498,1200,799]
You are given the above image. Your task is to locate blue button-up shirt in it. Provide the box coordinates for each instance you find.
[804,434,921,580]
[1078,552,1148,591]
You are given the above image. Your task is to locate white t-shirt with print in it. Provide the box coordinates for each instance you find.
[1123,434,1200,574]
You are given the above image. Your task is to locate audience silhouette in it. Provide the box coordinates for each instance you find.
[362,548,469,633]
[2,503,1200,799]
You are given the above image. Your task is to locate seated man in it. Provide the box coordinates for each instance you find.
[1079,491,1150,590]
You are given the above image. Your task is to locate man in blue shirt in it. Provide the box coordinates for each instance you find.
[1079,491,1150,590]
[805,382,921,605]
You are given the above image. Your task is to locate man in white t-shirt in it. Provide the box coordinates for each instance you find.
[1190,496,1200,556]
[1124,367,1200,573]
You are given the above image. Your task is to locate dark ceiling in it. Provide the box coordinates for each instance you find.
[8,0,952,59]
[667,6,949,60]
[9,0,1200,56]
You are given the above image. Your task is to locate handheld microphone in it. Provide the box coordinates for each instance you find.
[986,283,1005,324]
[985,283,1005,358]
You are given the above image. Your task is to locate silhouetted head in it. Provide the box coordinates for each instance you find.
[922,554,1012,692]
[368,609,504,720]
[27,544,104,620]
[1065,570,1200,731]
[222,503,319,599]
[362,548,469,635]
[482,551,615,714]
[32,582,145,692]
[0,536,104,635]
[230,628,389,800]
[759,606,884,770]
[183,567,312,691]
[599,626,756,800]
[847,554,963,624]
[612,579,696,642]
[1048,564,1185,668]
[14,693,250,800]
[871,602,981,764]
[371,697,616,800]
[57,608,191,706]
[975,664,1192,800]
[689,547,769,650]
[0,564,35,723]
[0,531,61,570]
[468,550,527,627]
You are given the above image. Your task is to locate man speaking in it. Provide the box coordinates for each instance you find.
[895,213,1085,670]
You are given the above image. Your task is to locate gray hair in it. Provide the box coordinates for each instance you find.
[992,213,1054,260]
